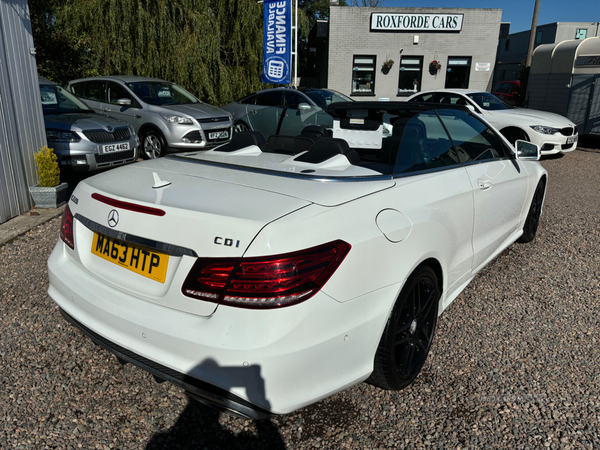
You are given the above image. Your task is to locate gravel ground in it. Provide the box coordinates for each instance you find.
[1,145,600,449]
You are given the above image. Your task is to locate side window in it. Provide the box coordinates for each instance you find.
[393,112,460,174]
[70,82,85,97]
[255,91,283,107]
[438,110,511,161]
[240,94,257,105]
[107,82,132,105]
[438,94,468,105]
[83,81,106,102]
[409,92,438,103]
[283,91,304,108]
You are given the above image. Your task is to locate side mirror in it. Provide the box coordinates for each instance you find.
[515,140,540,161]
[116,98,132,106]
[465,104,480,114]
[298,102,311,111]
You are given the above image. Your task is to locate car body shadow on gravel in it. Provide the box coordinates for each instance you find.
[145,399,285,450]
[145,359,285,450]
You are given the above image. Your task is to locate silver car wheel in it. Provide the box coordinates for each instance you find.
[143,134,163,159]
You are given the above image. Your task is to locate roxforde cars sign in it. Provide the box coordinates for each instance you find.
[371,13,464,31]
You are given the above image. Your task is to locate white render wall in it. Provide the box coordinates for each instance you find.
[328,6,502,100]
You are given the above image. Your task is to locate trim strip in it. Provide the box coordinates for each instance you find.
[168,154,393,182]
[92,193,166,216]
[75,213,198,257]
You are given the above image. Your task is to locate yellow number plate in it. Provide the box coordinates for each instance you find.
[91,232,169,283]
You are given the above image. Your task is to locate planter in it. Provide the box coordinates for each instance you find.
[29,182,68,209]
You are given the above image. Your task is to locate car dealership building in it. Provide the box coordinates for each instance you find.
[325,5,502,100]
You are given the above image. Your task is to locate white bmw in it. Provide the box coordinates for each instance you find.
[48,102,547,419]
[406,89,578,155]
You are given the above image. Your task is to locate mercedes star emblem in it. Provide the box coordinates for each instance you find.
[107,209,119,228]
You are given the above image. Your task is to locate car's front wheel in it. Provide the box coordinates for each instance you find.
[141,130,166,159]
[369,265,440,390]
[501,127,529,146]
[233,121,250,134]
[517,179,545,243]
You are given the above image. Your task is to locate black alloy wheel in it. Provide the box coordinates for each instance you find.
[517,179,545,243]
[141,130,166,159]
[369,265,440,390]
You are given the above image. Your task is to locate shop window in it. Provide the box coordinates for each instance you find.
[575,29,587,40]
[398,56,423,95]
[444,57,471,89]
[352,56,376,95]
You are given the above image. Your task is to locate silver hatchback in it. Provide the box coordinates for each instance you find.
[67,76,233,159]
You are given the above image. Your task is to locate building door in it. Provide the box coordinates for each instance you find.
[445,57,472,89]
[567,74,600,136]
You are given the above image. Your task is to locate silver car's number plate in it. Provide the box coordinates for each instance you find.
[566,136,577,144]
[102,142,130,153]
[209,130,228,140]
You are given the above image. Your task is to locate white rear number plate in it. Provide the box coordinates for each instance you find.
[102,142,130,153]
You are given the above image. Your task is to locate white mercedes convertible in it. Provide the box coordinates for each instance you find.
[48,102,547,419]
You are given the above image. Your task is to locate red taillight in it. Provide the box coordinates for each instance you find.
[92,193,166,216]
[182,240,351,308]
[60,205,74,249]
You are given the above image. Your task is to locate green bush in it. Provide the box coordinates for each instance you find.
[34,146,61,187]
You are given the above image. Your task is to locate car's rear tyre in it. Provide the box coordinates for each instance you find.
[141,130,166,159]
[517,179,545,243]
[368,265,440,391]
[501,127,529,146]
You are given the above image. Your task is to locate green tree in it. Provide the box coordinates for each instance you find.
[29,0,98,84]
[32,0,268,105]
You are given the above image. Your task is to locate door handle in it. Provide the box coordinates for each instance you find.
[478,179,492,190]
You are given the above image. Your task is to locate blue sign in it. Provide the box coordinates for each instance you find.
[262,0,291,84]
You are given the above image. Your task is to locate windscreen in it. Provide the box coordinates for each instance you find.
[127,82,200,106]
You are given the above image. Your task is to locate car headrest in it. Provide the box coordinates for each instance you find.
[392,118,410,137]
[294,138,359,165]
[301,125,329,138]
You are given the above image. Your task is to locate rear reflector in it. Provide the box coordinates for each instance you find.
[92,193,166,216]
[182,240,351,308]
[60,205,74,249]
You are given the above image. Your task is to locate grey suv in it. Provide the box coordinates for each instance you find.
[68,76,232,159]
[40,77,138,171]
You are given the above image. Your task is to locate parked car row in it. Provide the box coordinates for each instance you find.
[38,73,578,177]
[39,76,234,172]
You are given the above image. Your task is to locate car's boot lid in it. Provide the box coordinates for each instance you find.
[68,165,311,317]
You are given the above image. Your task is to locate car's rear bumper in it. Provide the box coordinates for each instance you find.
[58,308,273,420]
[47,240,397,415]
